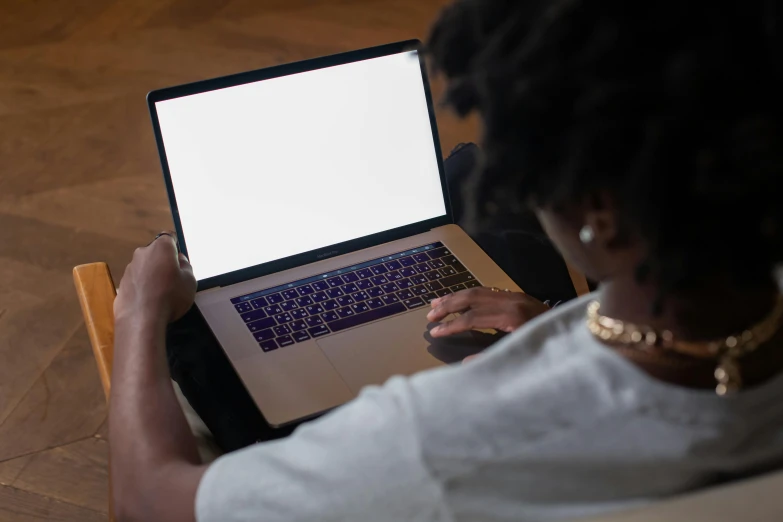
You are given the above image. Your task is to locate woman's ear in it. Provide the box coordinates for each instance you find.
[583,191,620,248]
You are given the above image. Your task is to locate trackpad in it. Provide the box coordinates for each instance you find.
[317,310,444,394]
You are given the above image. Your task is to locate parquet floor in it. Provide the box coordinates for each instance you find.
[0,1,476,519]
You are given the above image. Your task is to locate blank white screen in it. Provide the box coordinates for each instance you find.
[155,51,446,281]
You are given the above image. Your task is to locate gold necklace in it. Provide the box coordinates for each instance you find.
[586,294,783,396]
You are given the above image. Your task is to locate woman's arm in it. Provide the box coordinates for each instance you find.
[110,236,206,522]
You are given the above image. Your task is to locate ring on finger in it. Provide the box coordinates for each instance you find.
[150,231,179,252]
[153,231,175,242]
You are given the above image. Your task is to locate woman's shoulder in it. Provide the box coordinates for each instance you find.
[485,291,601,365]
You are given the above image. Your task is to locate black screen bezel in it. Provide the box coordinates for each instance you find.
[147,39,453,290]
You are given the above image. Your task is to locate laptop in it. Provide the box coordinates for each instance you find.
[147,40,520,427]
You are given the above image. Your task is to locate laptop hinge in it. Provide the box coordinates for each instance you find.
[431,223,453,231]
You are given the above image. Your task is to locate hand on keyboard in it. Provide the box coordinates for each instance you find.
[426,287,549,338]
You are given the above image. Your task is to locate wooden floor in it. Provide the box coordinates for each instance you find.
[0,1,475,519]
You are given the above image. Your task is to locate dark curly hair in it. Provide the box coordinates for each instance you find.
[428,0,783,294]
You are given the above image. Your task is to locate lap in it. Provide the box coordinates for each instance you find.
[167,307,295,452]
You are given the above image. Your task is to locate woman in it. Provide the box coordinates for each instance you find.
[108,1,783,520]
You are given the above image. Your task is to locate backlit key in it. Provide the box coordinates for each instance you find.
[306,305,324,315]
[356,279,374,290]
[291,308,308,319]
[308,325,330,338]
[351,302,369,314]
[235,302,253,313]
[351,291,370,302]
[322,311,339,322]
[277,335,295,347]
[427,259,445,270]
[411,275,428,285]
[295,296,313,307]
[440,272,476,288]
[281,301,298,311]
[254,329,275,342]
[312,281,330,291]
[370,264,388,275]
[440,266,457,277]
[425,281,443,291]
[327,276,344,287]
[400,268,416,278]
[266,293,284,304]
[403,297,426,309]
[452,261,468,273]
[293,331,311,343]
[397,279,414,289]
[336,296,355,307]
[342,283,359,294]
[251,297,268,308]
[264,305,283,315]
[312,292,329,302]
[411,285,428,296]
[326,288,344,298]
[240,309,267,323]
[259,339,278,352]
[273,324,291,336]
[367,287,385,297]
[297,285,314,296]
[337,307,355,318]
[414,263,431,274]
[247,317,275,332]
[306,315,324,327]
[397,289,414,300]
[291,320,308,331]
[341,272,359,283]
[428,248,451,259]
[381,294,400,305]
[385,260,403,271]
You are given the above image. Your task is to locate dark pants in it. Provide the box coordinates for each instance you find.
[166,143,577,453]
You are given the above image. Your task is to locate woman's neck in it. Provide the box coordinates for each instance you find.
[598,273,780,341]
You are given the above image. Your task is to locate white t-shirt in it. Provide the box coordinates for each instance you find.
[196,293,783,521]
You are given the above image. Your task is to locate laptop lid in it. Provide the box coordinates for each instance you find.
[148,40,452,291]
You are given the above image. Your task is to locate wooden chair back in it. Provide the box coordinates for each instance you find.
[73,263,116,400]
[73,262,116,522]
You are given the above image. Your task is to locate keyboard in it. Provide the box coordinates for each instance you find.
[231,242,480,352]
